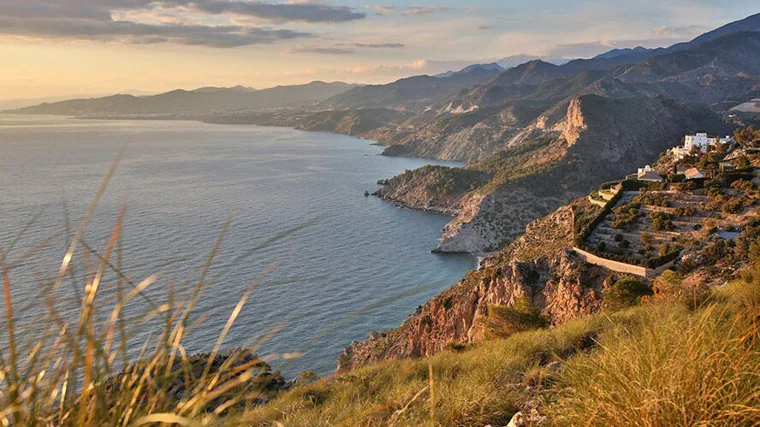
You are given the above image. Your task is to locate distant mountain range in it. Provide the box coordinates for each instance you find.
[435,63,505,79]
[7,81,358,116]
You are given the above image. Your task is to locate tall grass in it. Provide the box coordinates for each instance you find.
[0,156,291,425]
[550,274,760,426]
[240,315,607,426]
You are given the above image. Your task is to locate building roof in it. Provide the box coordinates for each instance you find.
[676,164,692,174]
[684,167,705,180]
[637,171,663,182]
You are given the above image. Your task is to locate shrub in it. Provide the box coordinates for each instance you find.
[652,270,711,309]
[611,203,640,229]
[722,197,745,214]
[597,241,606,251]
[602,279,653,312]
[486,297,548,339]
[651,211,674,231]
[641,232,653,244]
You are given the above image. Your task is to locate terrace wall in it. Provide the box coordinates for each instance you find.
[572,247,676,279]
[572,247,649,277]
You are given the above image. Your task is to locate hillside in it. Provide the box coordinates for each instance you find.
[318,66,504,111]
[243,275,759,426]
[243,166,760,425]
[7,82,359,116]
[376,95,729,253]
[341,141,760,371]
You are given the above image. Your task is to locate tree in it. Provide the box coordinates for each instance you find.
[735,155,752,170]
[486,297,548,339]
[602,278,654,312]
[734,125,760,148]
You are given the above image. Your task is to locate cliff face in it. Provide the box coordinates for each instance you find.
[338,203,613,372]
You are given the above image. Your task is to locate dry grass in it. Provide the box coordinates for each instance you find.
[240,316,608,426]
[550,273,760,426]
[243,270,760,426]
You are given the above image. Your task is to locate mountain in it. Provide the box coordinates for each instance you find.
[319,66,504,111]
[593,46,652,60]
[689,11,760,45]
[563,12,760,72]
[435,63,504,78]
[497,54,566,69]
[298,28,757,255]
[191,85,256,93]
[8,81,358,116]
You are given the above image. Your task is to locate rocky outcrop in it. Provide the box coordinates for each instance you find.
[373,165,491,216]
[338,203,616,372]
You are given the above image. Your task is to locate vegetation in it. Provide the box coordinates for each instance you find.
[245,264,760,426]
[734,125,760,147]
[486,297,548,339]
[602,278,653,312]
[611,202,641,229]
[650,211,674,231]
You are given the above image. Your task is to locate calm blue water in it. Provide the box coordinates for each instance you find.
[0,115,474,376]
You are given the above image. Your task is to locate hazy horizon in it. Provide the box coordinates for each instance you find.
[0,1,757,100]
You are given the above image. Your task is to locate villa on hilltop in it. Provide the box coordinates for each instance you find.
[670,133,734,160]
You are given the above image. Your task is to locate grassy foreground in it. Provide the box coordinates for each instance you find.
[241,269,760,426]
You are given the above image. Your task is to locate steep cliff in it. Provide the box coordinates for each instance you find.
[338,200,612,372]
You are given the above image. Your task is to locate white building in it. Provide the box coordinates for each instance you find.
[672,133,733,160]
[683,133,733,153]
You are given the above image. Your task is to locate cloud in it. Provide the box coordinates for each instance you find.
[0,0,367,48]
[287,46,356,55]
[181,0,366,23]
[402,6,448,16]
[369,5,396,16]
[0,16,312,48]
[346,42,404,49]
[652,25,707,37]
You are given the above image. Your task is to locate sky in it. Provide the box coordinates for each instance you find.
[0,0,758,100]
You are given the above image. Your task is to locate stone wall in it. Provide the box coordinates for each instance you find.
[572,247,649,277]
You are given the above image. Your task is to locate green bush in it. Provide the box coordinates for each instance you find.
[486,297,548,339]
[602,279,653,312]
[722,197,745,214]
[651,211,674,231]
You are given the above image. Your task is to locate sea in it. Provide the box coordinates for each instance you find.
[0,115,475,376]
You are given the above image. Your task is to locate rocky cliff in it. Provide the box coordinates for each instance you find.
[372,165,491,216]
[338,200,614,372]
